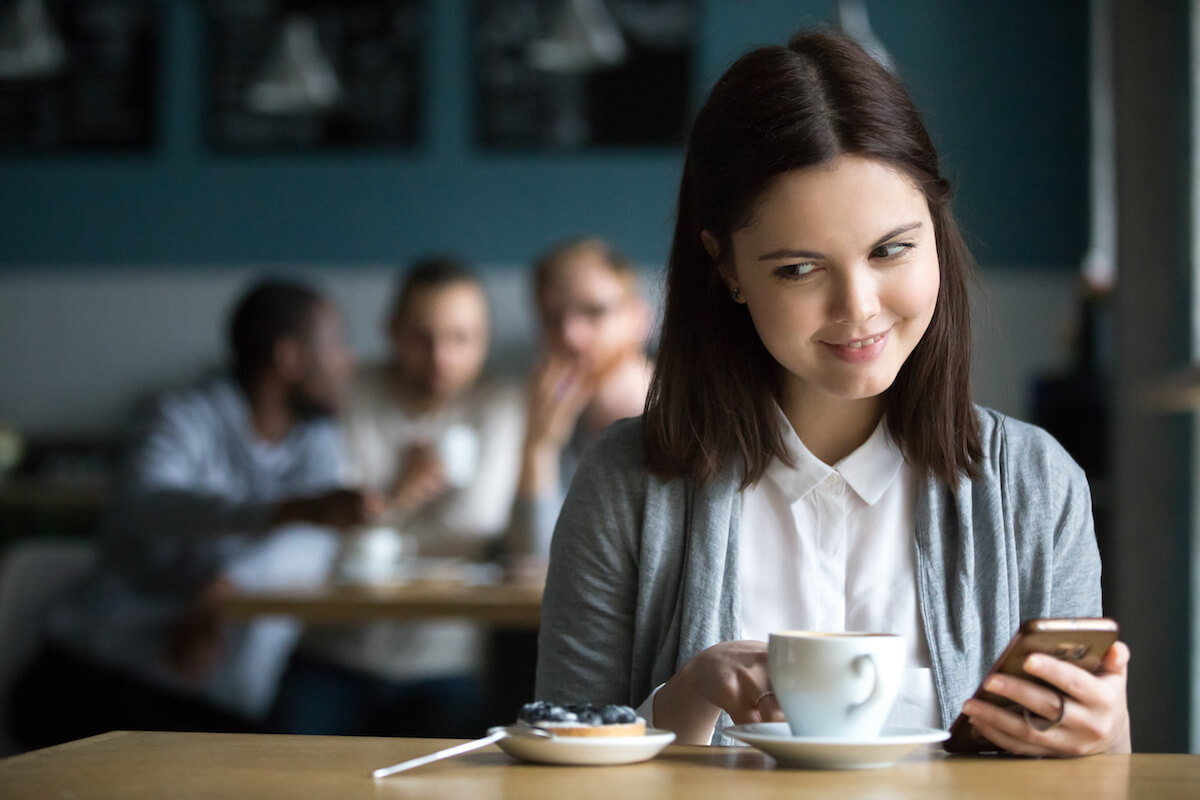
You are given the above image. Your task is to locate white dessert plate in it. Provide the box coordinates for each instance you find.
[488,726,676,766]
[725,723,949,770]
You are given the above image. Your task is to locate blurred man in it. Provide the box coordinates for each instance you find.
[338,257,523,537]
[508,237,653,557]
[8,279,381,751]
[272,257,524,737]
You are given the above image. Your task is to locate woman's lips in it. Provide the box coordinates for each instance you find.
[823,329,890,363]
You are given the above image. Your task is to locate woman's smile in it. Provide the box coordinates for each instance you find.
[822,328,891,362]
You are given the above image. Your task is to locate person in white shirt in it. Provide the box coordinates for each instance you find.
[271,257,524,738]
[535,31,1131,757]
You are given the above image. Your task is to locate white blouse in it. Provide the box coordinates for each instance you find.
[639,408,940,734]
[738,407,939,730]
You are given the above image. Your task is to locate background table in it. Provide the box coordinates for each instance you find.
[218,581,544,629]
[219,581,544,724]
[2,731,1197,800]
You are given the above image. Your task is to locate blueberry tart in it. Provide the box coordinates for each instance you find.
[518,701,647,737]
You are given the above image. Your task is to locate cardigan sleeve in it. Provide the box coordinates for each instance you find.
[535,420,645,706]
[996,410,1104,620]
[1045,441,1104,619]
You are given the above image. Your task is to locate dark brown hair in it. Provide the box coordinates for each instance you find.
[644,30,982,488]
[389,255,480,323]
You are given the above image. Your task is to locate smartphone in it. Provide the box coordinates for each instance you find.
[943,617,1120,754]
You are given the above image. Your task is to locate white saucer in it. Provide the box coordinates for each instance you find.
[488,727,676,766]
[726,723,949,770]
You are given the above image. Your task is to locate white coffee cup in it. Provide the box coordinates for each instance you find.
[336,526,413,585]
[768,631,905,739]
[437,424,479,489]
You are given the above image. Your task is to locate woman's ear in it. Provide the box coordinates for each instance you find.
[701,230,739,291]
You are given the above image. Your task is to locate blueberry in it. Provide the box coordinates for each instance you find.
[600,704,637,724]
[519,701,570,723]
[576,708,604,725]
[520,700,637,726]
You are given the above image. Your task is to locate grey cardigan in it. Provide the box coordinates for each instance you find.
[535,408,1102,741]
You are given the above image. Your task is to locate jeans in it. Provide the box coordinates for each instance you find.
[267,652,487,738]
[8,643,259,753]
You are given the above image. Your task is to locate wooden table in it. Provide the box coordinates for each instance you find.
[2,731,1197,799]
[0,478,109,543]
[218,581,544,629]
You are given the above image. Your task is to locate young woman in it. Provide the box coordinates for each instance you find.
[534,31,1131,756]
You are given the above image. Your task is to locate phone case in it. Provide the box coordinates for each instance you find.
[943,618,1120,754]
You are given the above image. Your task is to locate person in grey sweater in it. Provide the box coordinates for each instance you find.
[536,31,1131,757]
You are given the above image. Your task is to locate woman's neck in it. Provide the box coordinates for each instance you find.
[387,363,446,417]
[780,386,884,466]
[584,351,652,433]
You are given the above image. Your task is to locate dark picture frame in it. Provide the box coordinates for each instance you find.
[0,0,160,152]
[203,0,425,152]
[474,0,696,150]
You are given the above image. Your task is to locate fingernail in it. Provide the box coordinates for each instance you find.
[984,677,1002,692]
[1025,654,1044,670]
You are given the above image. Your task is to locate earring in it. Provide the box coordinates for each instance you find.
[730,286,742,302]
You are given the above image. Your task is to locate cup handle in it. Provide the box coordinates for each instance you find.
[847,654,881,719]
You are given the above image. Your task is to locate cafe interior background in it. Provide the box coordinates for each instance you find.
[0,0,1194,754]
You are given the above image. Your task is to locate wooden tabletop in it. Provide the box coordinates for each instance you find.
[218,581,544,629]
[0,479,108,507]
[2,731,1197,799]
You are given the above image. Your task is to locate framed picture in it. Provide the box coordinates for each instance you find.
[0,0,160,151]
[204,0,425,151]
[474,0,696,149]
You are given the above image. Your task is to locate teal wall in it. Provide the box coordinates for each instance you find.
[0,0,1087,268]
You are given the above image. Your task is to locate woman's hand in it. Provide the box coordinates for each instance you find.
[962,641,1132,756]
[517,357,596,495]
[525,357,596,451]
[388,443,447,514]
[653,640,785,745]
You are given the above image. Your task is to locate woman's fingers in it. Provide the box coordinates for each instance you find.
[982,673,1064,723]
[1098,641,1131,676]
[757,692,786,723]
[1020,654,1106,709]
[963,697,1075,755]
[727,665,771,724]
[966,714,1057,757]
[695,640,776,725]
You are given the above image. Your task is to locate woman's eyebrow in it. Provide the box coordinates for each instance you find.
[757,247,824,261]
[870,222,923,249]
[756,222,924,262]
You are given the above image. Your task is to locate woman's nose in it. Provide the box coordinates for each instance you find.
[561,314,592,352]
[831,268,881,324]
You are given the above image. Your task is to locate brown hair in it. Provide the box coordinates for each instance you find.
[388,255,481,324]
[532,237,638,304]
[643,30,982,488]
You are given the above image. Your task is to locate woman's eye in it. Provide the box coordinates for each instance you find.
[776,262,817,279]
[872,242,914,259]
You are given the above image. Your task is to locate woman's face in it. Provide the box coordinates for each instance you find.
[715,155,940,409]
